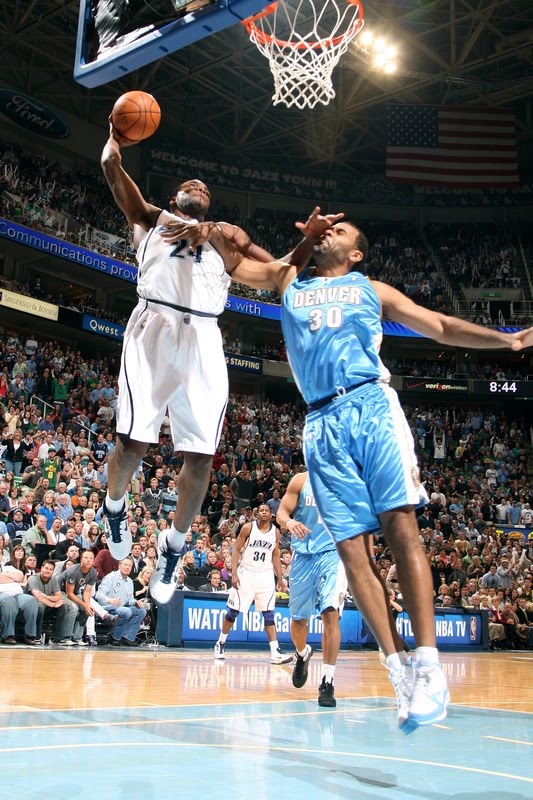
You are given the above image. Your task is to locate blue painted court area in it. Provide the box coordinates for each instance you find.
[0,699,531,800]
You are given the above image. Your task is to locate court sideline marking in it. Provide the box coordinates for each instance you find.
[0,740,531,784]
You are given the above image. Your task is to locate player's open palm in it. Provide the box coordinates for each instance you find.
[160,220,217,246]
[510,326,533,350]
[295,206,344,241]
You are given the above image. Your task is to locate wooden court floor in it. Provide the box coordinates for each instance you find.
[0,646,532,799]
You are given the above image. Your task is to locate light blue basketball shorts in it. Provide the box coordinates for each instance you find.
[289,548,347,621]
[304,381,428,544]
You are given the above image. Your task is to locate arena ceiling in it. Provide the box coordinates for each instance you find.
[0,0,533,175]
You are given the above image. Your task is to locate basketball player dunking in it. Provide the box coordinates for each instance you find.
[100,124,341,604]
[214,504,292,663]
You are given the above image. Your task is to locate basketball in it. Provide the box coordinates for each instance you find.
[110,91,161,142]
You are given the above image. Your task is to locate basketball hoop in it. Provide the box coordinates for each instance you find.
[243,0,364,110]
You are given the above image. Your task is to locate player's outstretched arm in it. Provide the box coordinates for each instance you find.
[276,473,311,540]
[101,121,161,232]
[160,220,295,293]
[374,280,533,350]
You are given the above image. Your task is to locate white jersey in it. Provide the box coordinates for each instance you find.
[239,521,277,573]
[136,210,231,315]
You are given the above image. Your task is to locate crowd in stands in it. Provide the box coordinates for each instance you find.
[386,356,531,381]
[2,138,532,327]
[427,224,523,291]
[0,322,531,649]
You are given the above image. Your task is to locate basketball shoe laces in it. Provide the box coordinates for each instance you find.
[106,506,127,545]
[160,547,181,584]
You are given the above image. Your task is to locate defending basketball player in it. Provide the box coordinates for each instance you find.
[277,471,347,708]
[214,504,292,664]
[100,119,342,604]
[162,216,533,732]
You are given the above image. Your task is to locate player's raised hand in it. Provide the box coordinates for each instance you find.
[509,326,533,351]
[108,117,136,148]
[159,220,218,246]
[295,206,344,241]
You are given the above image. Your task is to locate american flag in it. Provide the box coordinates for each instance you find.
[386,105,519,188]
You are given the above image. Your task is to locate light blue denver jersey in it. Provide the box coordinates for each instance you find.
[281,268,390,405]
[292,476,335,555]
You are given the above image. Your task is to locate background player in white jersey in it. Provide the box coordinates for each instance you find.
[100,124,338,604]
[214,504,292,664]
[277,471,347,708]
[163,216,533,733]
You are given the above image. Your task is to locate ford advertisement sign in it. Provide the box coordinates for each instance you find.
[0,89,70,139]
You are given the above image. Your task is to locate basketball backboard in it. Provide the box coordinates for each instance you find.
[74,0,270,88]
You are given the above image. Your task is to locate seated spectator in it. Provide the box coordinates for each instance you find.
[0,557,39,644]
[133,565,153,605]
[59,550,98,646]
[53,544,81,577]
[96,558,147,647]
[198,568,227,593]
[26,559,77,643]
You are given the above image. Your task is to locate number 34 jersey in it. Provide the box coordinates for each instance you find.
[136,210,231,315]
[239,521,277,573]
[281,268,390,406]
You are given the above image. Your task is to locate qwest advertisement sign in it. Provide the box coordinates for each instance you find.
[82,314,125,341]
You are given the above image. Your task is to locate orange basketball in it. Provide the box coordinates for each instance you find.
[111,91,161,142]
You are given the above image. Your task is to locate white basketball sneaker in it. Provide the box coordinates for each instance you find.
[149,531,182,605]
[388,660,415,732]
[102,493,131,560]
[404,662,450,732]
[270,647,293,664]
[214,641,226,659]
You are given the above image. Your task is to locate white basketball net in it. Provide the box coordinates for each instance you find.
[244,0,364,110]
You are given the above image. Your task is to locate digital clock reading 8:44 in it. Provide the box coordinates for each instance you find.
[489,381,517,393]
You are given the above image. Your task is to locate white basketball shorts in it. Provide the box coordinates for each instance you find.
[227,566,276,615]
[116,300,228,452]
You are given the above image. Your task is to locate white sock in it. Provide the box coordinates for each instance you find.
[297,645,309,658]
[218,633,228,644]
[105,492,125,514]
[167,526,187,552]
[399,650,411,665]
[322,664,335,684]
[385,653,403,672]
[269,640,280,652]
[416,646,439,666]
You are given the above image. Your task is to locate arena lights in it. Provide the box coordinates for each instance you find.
[355,28,398,74]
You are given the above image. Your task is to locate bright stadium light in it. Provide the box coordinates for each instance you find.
[354,28,398,75]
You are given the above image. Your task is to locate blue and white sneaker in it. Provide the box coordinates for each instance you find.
[403,663,450,733]
[102,493,131,560]
[389,660,415,732]
[214,641,226,659]
[150,531,182,604]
